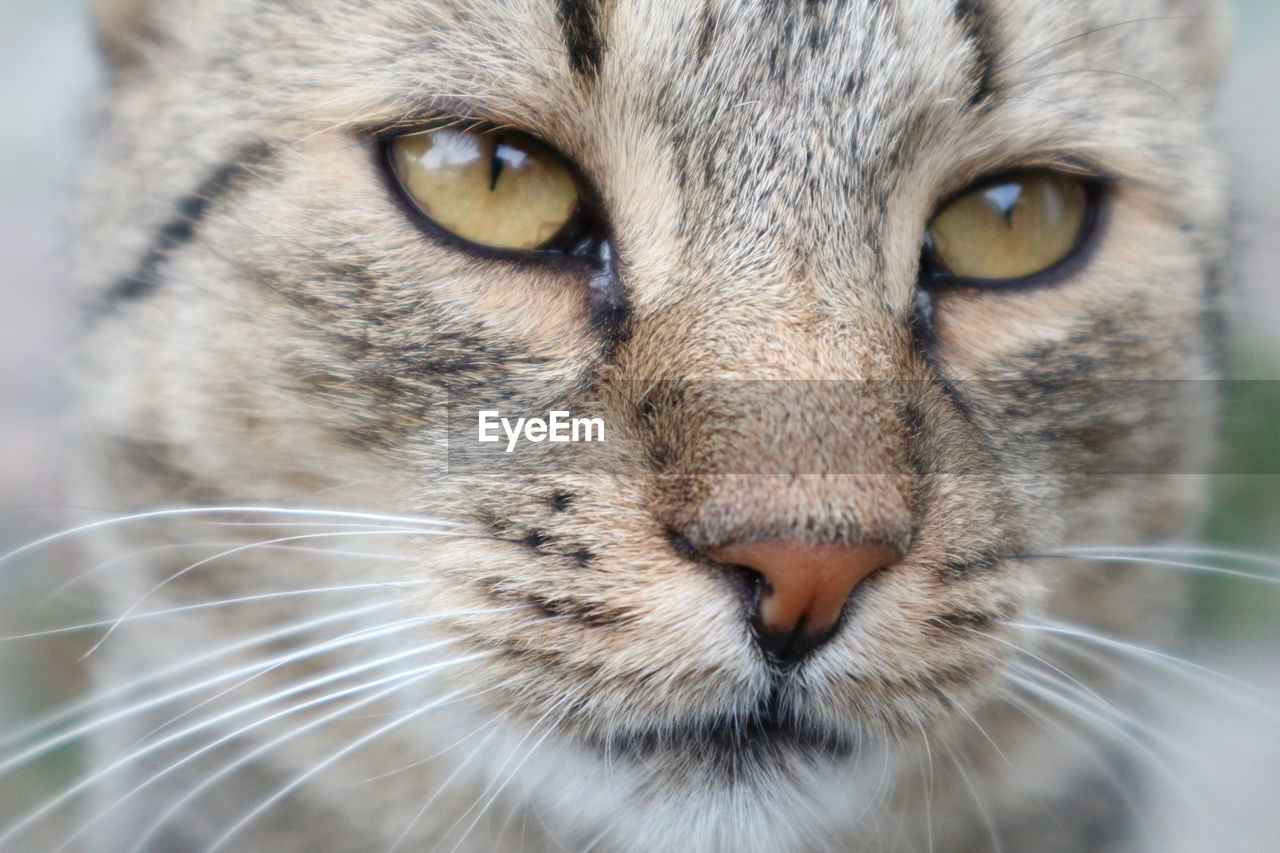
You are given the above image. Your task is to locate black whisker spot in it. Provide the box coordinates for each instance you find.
[522,592,631,628]
[522,529,553,549]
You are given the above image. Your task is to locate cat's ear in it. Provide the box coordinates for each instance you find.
[1160,0,1233,91]
[87,0,159,73]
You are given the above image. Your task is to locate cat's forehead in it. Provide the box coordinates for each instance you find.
[285,0,1211,119]
[254,0,1217,196]
[146,0,1227,159]
[336,0,982,131]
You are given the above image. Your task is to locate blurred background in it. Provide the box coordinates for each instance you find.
[0,0,1277,849]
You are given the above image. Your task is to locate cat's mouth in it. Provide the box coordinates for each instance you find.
[584,689,855,769]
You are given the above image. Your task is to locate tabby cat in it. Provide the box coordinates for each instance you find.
[5,0,1239,850]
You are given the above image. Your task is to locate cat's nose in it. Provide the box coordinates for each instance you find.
[706,540,902,663]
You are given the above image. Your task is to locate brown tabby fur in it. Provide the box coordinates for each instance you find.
[67,0,1229,850]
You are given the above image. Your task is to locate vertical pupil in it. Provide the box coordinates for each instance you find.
[488,135,505,191]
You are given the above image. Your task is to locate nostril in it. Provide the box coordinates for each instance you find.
[665,528,701,560]
[668,527,770,613]
[753,613,832,665]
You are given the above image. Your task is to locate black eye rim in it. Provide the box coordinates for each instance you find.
[918,168,1111,293]
[373,121,614,274]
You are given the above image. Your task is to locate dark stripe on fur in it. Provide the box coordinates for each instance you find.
[911,290,976,423]
[695,0,718,62]
[953,0,999,107]
[103,141,272,307]
[557,0,606,77]
[523,591,632,627]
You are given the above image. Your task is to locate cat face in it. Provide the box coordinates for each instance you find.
[73,0,1228,848]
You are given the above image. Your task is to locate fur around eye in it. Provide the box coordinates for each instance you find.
[921,170,1099,286]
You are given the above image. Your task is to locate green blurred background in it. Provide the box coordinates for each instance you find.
[0,0,1277,847]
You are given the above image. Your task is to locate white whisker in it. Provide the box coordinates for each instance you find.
[915,723,935,853]
[1022,551,1280,586]
[0,604,526,774]
[1012,620,1280,720]
[43,536,422,603]
[1008,662,1163,749]
[954,704,1014,771]
[123,615,449,747]
[1044,544,1280,571]
[116,656,498,853]
[0,505,463,569]
[62,660,459,853]
[995,689,1147,818]
[2,580,431,643]
[1004,666,1191,805]
[965,626,1123,720]
[0,638,470,846]
[388,727,501,850]
[126,605,530,748]
[204,672,497,852]
[944,744,1004,853]
[84,528,472,655]
[0,603,394,764]
[441,689,582,853]
[369,711,501,786]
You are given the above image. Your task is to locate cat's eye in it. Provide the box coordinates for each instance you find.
[387,126,585,252]
[922,171,1095,284]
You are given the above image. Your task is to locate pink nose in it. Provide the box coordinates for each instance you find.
[707,540,902,658]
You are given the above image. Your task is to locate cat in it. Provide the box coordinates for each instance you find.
[0,0,1242,850]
